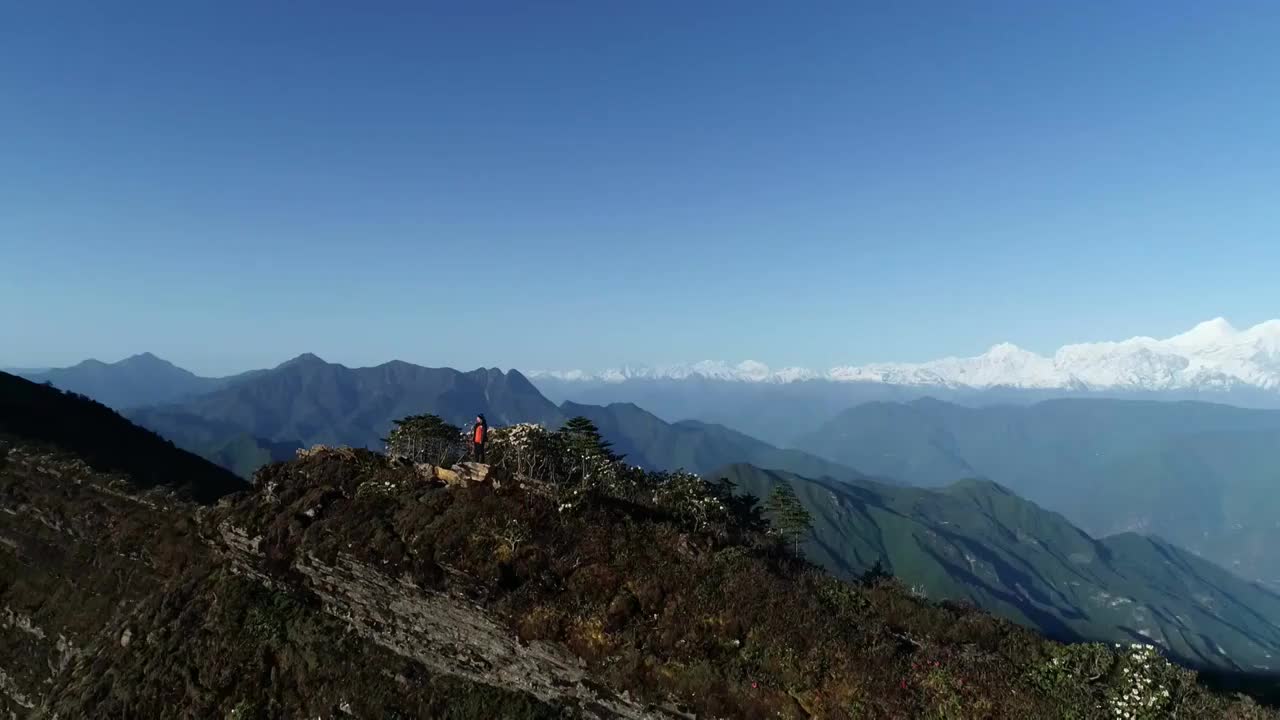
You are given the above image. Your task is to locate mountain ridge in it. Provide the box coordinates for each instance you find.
[560,400,874,482]
[531,317,1280,394]
[129,354,564,454]
[0,371,246,502]
[124,356,865,482]
[713,462,1280,673]
[799,397,1280,587]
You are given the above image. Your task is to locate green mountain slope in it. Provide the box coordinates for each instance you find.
[540,377,932,445]
[126,407,304,479]
[0,371,245,502]
[800,397,1280,586]
[714,463,1280,672]
[560,401,871,480]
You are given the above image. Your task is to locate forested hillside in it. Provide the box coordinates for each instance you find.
[801,398,1280,585]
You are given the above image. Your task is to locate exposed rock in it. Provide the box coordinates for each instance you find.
[451,461,494,487]
[434,465,462,486]
[420,462,495,488]
[287,551,680,719]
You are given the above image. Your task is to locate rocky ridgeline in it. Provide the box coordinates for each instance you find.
[0,442,192,718]
[0,442,677,718]
[2,440,1277,719]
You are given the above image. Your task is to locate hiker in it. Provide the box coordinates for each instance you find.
[471,414,488,463]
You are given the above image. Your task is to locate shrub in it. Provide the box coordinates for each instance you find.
[383,414,467,466]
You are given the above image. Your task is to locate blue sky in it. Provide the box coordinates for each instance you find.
[3,1,1279,376]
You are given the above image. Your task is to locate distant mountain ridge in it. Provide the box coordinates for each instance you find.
[126,354,862,482]
[560,401,872,482]
[799,397,1280,587]
[18,353,235,410]
[716,463,1280,673]
[532,317,1280,394]
[131,354,564,453]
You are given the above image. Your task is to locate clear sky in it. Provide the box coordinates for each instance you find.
[3,1,1279,376]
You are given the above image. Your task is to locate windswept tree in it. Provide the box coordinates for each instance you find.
[383,414,464,466]
[766,481,813,554]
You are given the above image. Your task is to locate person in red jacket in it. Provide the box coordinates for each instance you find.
[471,414,488,463]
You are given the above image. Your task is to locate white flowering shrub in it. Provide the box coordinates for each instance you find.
[355,476,409,498]
[649,471,728,531]
[1106,643,1173,720]
[484,422,606,512]
[384,415,467,466]
[1027,641,1197,719]
[486,423,561,483]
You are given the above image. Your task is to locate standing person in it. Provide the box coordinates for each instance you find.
[471,414,488,463]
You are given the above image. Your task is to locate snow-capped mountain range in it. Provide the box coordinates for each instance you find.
[532,318,1280,392]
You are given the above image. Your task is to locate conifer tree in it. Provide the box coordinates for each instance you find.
[859,559,893,586]
[560,417,615,457]
[766,482,812,554]
[559,416,622,491]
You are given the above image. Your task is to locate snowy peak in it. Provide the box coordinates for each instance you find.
[530,318,1280,393]
[1168,317,1238,348]
[543,360,779,384]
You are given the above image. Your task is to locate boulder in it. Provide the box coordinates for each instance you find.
[413,462,493,488]
[434,466,463,486]
[447,462,493,488]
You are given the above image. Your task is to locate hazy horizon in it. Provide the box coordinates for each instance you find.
[7,314,1279,380]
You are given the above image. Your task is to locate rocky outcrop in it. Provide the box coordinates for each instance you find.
[449,461,496,487]
[0,443,183,718]
[414,460,495,488]
[287,550,678,718]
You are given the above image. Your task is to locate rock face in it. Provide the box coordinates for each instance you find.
[0,442,187,718]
